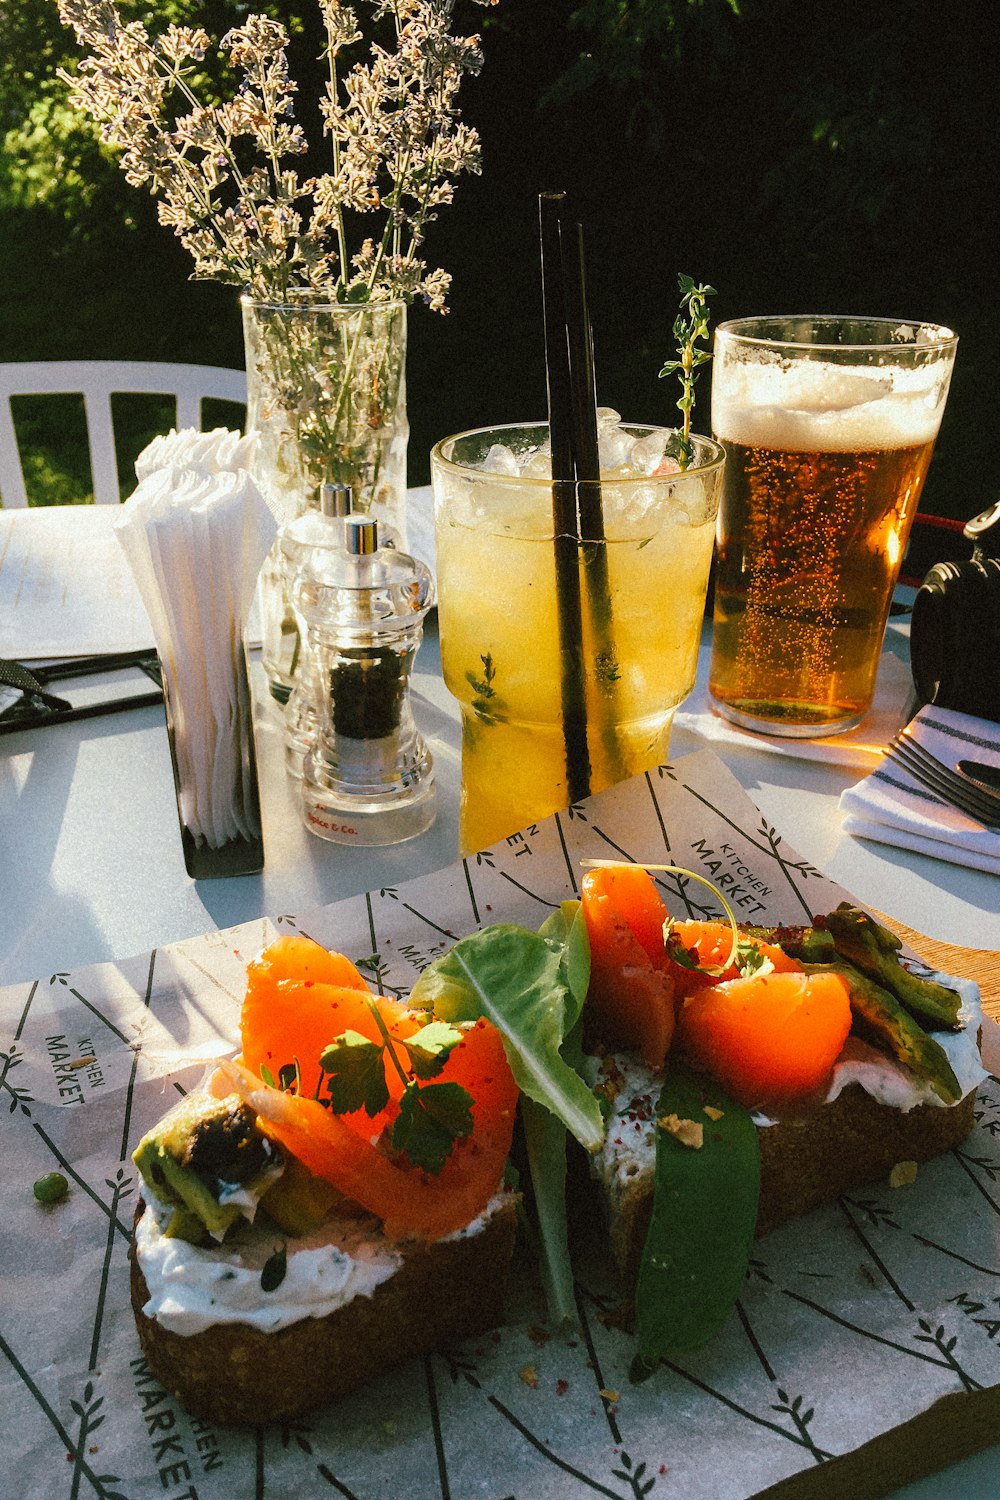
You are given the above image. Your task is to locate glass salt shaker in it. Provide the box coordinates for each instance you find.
[283,482,354,777]
[298,517,435,845]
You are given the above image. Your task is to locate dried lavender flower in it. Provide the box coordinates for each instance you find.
[55,0,497,309]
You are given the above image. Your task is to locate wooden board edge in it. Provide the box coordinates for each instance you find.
[752,1381,1000,1500]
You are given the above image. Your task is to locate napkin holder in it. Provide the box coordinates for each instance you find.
[114,441,276,882]
[160,646,265,880]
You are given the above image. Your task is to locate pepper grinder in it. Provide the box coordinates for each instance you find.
[298,517,435,845]
[282,481,354,777]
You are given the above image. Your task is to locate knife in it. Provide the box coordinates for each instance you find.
[957,760,1000,799]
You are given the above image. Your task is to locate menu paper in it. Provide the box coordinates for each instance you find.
[2,749,999,1500]
[0,505,155,659]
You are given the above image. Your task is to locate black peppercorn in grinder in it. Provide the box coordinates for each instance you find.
[909,498,1000,723]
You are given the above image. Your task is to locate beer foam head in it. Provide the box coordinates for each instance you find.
[712,356,949,452]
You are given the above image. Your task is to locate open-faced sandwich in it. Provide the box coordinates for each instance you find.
[129,935,523,1424]
[129,914,604,1424]
[575,863,984,1374]
[130,873,984,1418]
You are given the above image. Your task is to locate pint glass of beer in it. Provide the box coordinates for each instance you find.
[709,316,958,736]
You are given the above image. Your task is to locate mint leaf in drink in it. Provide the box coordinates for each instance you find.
[466,652,507,727]
[401,1021,465,1079]
[391,1080,474,1174]
[320,1031,390,1116]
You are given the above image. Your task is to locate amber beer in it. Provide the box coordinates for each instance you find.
[708,317,958,737]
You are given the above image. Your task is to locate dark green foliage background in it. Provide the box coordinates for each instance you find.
[1,0,995,520]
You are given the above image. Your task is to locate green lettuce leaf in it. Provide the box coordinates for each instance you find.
[410,916,603,1151]
[410,903,601,1323]
[520,1094,576,1324]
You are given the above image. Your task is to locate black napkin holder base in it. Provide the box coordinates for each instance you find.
[160,652,266,880]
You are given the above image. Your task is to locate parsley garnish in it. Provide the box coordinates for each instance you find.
[319,1031,390,1116]
[269,997,475,1175]
[392,1081,474,1175]
[734,939,773,979]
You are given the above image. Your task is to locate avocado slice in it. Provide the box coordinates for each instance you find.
[259,1154,344,1236]
[133,1092,285,1240]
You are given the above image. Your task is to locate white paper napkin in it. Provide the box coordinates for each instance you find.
[840,705,1000,874]
[135,425,257,482]
[114,459,276,848]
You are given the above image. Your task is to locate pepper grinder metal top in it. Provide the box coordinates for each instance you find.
[348,516,378,555]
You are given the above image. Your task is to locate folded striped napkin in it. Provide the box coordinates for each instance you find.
[840,705,1000,875]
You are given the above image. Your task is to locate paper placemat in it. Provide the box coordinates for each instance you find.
[0,505,155,659]
[2,748,998,1500]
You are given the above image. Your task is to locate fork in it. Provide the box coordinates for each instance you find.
[884,731,1000,829]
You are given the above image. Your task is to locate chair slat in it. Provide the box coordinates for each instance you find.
[0,397,29,509]
[0,361,248,509]
[83,392,122,506]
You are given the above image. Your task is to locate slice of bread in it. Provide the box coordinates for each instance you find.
[593,1058,978,1300]
[130,1193,518,1425]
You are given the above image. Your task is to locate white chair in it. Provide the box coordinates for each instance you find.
[0,360,247,508]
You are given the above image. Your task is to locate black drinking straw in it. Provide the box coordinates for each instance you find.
[560,220,604,543]
[539,191,592,805]
[558,219,624,782]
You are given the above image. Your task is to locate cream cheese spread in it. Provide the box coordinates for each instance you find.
[136,1195,401,1336]
[136,1188,511,1337]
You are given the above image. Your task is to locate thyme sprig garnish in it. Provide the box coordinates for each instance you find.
[467,651,507,726]
[658,274,716,469]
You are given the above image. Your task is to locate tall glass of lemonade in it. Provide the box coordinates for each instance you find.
[709,316,958,736]
[431,412,725,854]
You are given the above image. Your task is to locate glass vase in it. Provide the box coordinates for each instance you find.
[241,294,409,703]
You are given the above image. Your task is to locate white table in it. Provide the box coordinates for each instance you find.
[1,609,998,1498]
[2,616,995,989]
